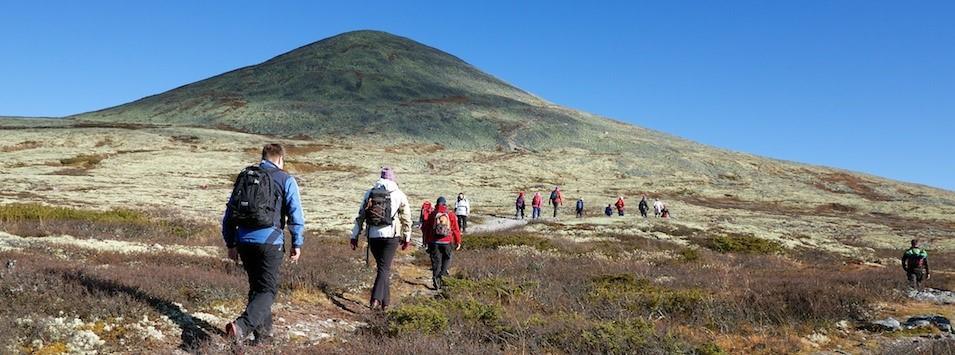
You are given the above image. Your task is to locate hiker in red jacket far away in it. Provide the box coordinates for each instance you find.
[532,192,543,219]
[615,196,625,216]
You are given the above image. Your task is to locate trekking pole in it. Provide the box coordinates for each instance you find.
[364,239,370,269]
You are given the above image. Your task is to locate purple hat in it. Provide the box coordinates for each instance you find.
[380,167,397,182]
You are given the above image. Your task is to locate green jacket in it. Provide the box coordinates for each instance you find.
[901,247,929,273]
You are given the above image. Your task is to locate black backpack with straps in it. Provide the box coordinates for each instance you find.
[364,186,394,227]
[228,165,280,228]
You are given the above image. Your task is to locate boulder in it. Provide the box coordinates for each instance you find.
[869,317,902,332]
[903,315,953,333]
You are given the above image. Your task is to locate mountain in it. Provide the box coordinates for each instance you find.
[73,30,664,151]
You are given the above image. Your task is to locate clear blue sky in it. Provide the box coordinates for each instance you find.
[1,1,952,190]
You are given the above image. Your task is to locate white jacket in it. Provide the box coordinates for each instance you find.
[351,179,412,242]
[454,198,470,216]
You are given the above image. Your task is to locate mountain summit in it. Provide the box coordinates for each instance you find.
[74,30,652,150]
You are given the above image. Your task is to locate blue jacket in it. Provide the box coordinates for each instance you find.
[222,160,305,248]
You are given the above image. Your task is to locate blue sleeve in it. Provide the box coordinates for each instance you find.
[285,176,306,248]
[222,199,238,248]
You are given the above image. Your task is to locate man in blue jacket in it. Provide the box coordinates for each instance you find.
[222,143,305,345]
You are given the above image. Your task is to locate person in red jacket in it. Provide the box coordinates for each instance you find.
[531,192,543,219]
[549,186,564,218]
[422,196,462,290]
[614,196,625,216]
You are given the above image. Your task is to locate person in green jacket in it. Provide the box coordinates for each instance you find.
[901,239,931,292]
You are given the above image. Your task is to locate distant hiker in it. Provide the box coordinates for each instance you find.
[605,204,613,216]
[419,201,433,228]
[222,143,305,345]
[575,198,585,218]
[515,192,527,219]
[423,196,462,290]
[350,167,412,311]
[532,192,543,219]
[549,186,563,218]
[901,239,931,292]
[638,195,649,218]
[653,199,665,218]
[615,196,626,216]
[455,193,470,234]
[661,207,671,219]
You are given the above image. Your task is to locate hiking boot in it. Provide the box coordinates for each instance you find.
[432,277,442,291]
[251,329,274,347]
[225,321,246,345]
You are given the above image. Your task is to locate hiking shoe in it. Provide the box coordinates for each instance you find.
[225,322,246,344]
[250,330,274,347]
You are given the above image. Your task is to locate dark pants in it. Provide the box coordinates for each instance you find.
[532,207,541,219]
[369,237,400,306]
[516,206,525,219]
[429,243,453,288]
[617,208,624,216]
[576,209,583,218]
[236,243,284,336]
[553,204,559,218]
[640,208,648,218]
[907,268,927,290]
[457,215,468,233]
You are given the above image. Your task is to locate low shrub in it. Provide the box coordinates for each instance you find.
[697,234,783,254]
[464,233,554,251]
[386,304,449,335]
[589,274,708,317]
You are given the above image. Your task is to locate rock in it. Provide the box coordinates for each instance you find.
[835,320,851,331]
[907,288,955,305]
[806,332,830,346]
[903,315,953,333]
[870,317,902,331]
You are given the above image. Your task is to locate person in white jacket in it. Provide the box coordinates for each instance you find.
[350,167,411,311]
[653,199,665,218]
[454,193,470,234]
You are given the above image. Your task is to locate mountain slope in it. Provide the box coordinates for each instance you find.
[74,30,663,151]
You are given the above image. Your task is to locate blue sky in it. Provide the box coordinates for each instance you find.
[1,1,952,190]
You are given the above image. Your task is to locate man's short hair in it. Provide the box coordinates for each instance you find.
[261,144,286,161]
[911,239,920,247]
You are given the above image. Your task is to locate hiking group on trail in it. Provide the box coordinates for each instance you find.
[515,190,671,221]
[219,144,681,347]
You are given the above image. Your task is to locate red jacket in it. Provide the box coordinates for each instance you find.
[532,193,542,207]
[423,204,462,245]
[615,198,625,210]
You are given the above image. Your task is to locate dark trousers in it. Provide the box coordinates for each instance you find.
[457,215,468,233]
[640,208,648,218]
[553,204,559,218]
[532,207,541,219]
[429,243,453,286]
[576,209,583,218]
[516,206,525,219]
[617,208,625,216]
[236,243,284,336]
[369,237,400,306]
[907,268,927,290]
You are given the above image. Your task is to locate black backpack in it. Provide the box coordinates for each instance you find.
[228,165,280,228]
[364,187,394,227]
[550,191,558,200]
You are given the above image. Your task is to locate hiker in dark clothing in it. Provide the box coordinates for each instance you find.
[515,192,526,219]
[350,167,412,311]
[549,186,563,218]
[638,195,649,218]
[423,197,462,290]
[575,198,585,218]
[901,239,931,292]
[222,143,305,345]
[605,204,613,216]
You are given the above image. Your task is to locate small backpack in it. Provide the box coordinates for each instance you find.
[433,212,452,238]
[364,187,394,227]
[905,248,927,269]
[228,165,279,228]
[550,191,558,201]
